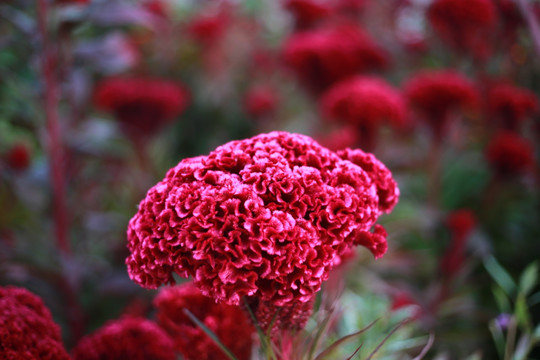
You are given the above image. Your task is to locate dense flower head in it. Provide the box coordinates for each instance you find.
[71,317,176,360]
[488,83,539,130]
[126,131,398,326]
[0,286,70,360]
[485,131,535,177]
[154,283,254,360]
[94,76,189,137]
[4,142,31,171]
[282,25,389,94]
[316,126,359,151]
[243,85,279,118]
[187,11,229,44]
[404,70,479,139]
[321,76,407,149]
[428,0,497,59]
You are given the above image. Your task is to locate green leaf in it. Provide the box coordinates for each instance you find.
[366,318,411,360]
[533,324,540,340]
[489,320,506,359]
[519,262,539,296]
[314,319,378,360]
[515,294,531,331]
[484,256,517,297]
[528,291,540,307]
[493,285,512,313]
[183,309,239,360]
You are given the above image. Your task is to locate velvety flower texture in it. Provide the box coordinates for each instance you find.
[404,70,479,140]
[488,83,538,131]
[485,131,535,177]
[94,76,189,138]
[126,131,398,327]
[428,0,497,60]
[154,283,254,360]
[282,25,389,94]
[0,286,70,360]
[71,317,176,360]
[321,76,407,150]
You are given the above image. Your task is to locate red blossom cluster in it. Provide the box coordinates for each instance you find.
[187,11,230,45]
[284,0,332,30]
[427,0,497,59]
[71,317,176,360]
[243,85,279,118]
[487,83,538,131]
[405,70,479,140]
[485,131,535,177]
[3,142,31,171]
[154,282,254,360]
[126,131,398,328]
[0,286,70,360]
[94,76,189,139]
[321,76,406,150]
[440,209,477,277]
[282,25,388,94]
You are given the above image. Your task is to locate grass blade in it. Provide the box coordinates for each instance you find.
[314,319,379,360]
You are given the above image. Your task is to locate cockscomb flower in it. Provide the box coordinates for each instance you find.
[488,83,539,131]
[0,286,70,360]
[404,70,479,140]
[243,85,279,118]
[4,142,31,171]
[485,131,535,177]
[321,76,407,150]
[71,317,176,360]
[154,283,254,360]
[282,25,389,94]
[316,126,360,151]
[187,11,229,45]
[440,209,476,278]
[126,131,399,329]
[284,0,332,30]
[94,76,189,139]
[428,0,497,60]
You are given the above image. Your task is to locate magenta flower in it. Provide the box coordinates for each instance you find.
[321,76,407,150]
[282,25,389,94]
[154,282,254,360]
[71,317,176,360]
[0,286,70,360]
[404,70,479,140]
[126,131,398,329]
[485,131,535,178]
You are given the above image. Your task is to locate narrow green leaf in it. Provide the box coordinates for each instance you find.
[365,318,411,360]
[528,291,540,307]
[493,285,512,313]
[314,319,378,360]
[307,311,333,360]
[515,294,532,331]
[532,324,540,340]
[488,320,506,359]
[241,298,276,360]
[183,309,239,360]
[484,256,517,296]
[519,262,539,296]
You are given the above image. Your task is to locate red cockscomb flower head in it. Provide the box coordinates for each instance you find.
[284,0,332,30]
[244,86,279,118]
[440,209,476,277]
[126,131,399,329]
[282,24,389,95]
[488,83,539,131]
[71,317,176,360]
[154,283,254,360]
[485,131,535,177]
[321,76,407,151]
[55,0,90,4]
[428,0,497,60]
[316,126,360,151]
[94,76,189,139]
[0,286,70,360]
[405,70,479,140]
[4,142,31,171]
[187,11,229,45]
